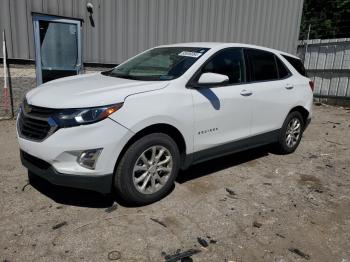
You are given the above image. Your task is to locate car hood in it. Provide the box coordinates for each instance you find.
[26,73,169,108]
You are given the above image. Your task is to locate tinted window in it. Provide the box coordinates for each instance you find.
[276,56,290,78]
[282,55,307,76]
[245,49,278,81]
[199,48,245,84]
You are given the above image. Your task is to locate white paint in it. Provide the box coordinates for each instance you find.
[18,42,313,179]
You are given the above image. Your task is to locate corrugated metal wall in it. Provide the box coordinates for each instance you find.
[0,0,304,64]
[297,38,350,101]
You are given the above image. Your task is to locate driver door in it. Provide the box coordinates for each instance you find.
[190,48,253,160]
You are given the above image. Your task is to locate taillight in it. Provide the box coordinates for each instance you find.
[309,80,314,92]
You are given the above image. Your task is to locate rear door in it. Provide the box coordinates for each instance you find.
[244,48,295,135]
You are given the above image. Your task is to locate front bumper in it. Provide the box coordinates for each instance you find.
[21,150,113,193]
[17,117,134,192]
[17,117,133,176]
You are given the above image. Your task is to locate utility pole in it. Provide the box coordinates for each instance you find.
[2,30,14,119]
[303,24,311,64]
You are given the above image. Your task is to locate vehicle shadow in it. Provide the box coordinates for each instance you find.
[196,88,221,110]
[177,145,271,183]
[28,171,115,208]
[27,145,272,208]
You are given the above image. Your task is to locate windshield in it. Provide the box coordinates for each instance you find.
[102,47,209,81]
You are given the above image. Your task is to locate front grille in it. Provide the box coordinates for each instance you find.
[26,105,56,118]
[21,150,51,170]
[18,102,58,141]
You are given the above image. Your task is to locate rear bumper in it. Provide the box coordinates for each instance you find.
[21,150,113,194]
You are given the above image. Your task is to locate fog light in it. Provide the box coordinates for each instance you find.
[77,149,102,170]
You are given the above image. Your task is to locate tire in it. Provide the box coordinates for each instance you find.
[276,111,305,154]
[114,133,180,205]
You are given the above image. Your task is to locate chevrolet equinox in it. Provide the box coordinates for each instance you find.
[17,43,313,205]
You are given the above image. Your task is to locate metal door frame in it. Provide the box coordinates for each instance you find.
[32,13,82,86]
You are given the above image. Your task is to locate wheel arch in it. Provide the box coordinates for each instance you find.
[114,123,188,175]
[288,105,310,125]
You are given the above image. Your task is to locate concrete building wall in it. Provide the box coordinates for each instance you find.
[0,0,305,117]
[1,0,304,64]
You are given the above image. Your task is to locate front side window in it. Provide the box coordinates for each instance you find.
[103,47,209,81]
[245,49,279,82]
[197,48,245,84]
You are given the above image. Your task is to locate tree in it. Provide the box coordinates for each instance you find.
[300,0,350,39]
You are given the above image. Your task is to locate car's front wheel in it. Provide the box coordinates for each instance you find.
[276,111,305,154]
[114,133,180,205]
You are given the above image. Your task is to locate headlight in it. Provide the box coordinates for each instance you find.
[54,103,123,127]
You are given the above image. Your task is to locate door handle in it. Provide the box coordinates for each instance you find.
[240,89,253,96]
[285,84,294,90]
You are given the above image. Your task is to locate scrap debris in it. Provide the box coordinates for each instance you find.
[105,203,118,213]
[288,247,310,260]
[163,249,201,262]
[108,250,121,260]
[197,237,209,247]
[21,182,31,192]
[309,154,318,159]
[225,188,237,198]
[150,218,167,228]
[226,188,236,195]
[276,233,286,238]
[253,221,262,228]
[197,236,218,247]
[325,139,342,146]
[52,221,67,230]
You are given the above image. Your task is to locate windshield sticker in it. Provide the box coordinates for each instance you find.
[178,51,203,58]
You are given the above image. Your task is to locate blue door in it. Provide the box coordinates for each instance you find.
[33,14,82,85]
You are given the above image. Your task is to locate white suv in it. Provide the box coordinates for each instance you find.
[17,43,313,205]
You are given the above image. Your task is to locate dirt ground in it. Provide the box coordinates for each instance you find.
[0,104,349,262]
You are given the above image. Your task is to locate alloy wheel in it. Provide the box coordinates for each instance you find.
[285,117,301,148]
[132,145,173,194]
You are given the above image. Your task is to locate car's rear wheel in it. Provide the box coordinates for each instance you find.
[276,111,304,154]
[114,133,180,205]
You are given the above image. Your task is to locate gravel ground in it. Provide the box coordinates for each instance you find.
[0,104,349,262]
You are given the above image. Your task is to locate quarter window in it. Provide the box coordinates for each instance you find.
[282,55,307,76]
[198,48,245,84]
[244,49,279,81]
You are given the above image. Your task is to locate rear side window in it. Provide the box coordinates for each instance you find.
[282,55,307,76]
[244,49,279,81]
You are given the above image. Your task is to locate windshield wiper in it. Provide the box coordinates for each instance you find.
[101,70,134,79]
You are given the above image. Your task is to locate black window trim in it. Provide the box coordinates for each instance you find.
[274,54,292,79]
[186,47,247,88]
[243,47,292,84]
[186,47,292,89]
[281,54,307,77]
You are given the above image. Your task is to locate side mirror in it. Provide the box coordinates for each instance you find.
[197,72,229,85]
